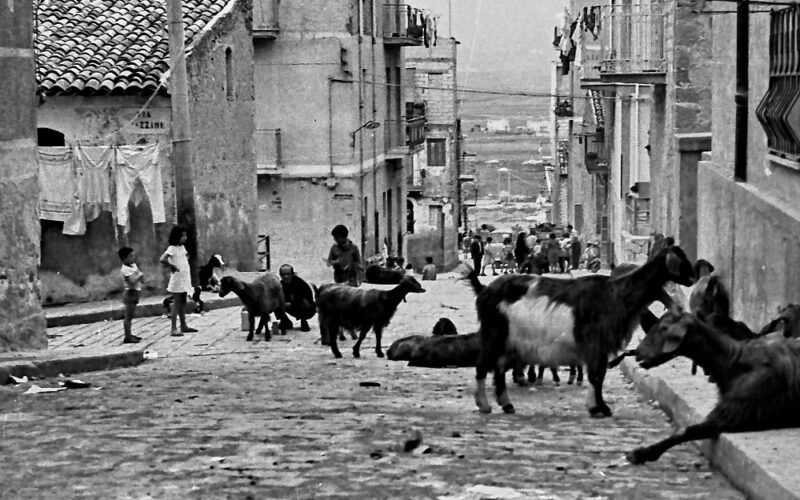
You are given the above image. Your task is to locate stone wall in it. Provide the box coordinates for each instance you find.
[0,0,47,350]
[188,0,258,272]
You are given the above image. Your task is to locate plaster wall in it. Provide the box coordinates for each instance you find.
[0,0,47,350]
[697,8,800,327]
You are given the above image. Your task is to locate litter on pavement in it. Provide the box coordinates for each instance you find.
[23,385,67,395]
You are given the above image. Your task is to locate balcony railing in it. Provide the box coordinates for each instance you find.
[385,116,426,152]
[255,128,282,173]
[599,2,668,79]
[383,3,425,46]
[253,0,279,38]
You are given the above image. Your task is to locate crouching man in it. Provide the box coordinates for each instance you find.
[279,264,316,332]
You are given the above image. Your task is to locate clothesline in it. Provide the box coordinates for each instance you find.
[37,143,166,236]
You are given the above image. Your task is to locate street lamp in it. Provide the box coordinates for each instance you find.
[350,120,381,147]
[497,167,511,203]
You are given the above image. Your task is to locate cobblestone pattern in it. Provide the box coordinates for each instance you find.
[1,277,742,499]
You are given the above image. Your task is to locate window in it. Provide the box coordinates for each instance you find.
[407,200,415,234]
[427,139,446,166]
[225,48,235,100]
[37,128,65,146]
[429,205,442,226]
[756,4,800,165]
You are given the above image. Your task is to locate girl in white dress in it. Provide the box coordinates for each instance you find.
[160,225,198,336]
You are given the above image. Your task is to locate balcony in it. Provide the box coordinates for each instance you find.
[383,3,425,46]
[253,0,279,39]
[385,115,426,158]
[583,132,609,176]
[255,128,282,174]
[599,2,668,84]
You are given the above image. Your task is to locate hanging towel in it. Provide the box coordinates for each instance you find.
[115,143,166,229]
[74,145,114,222]
[38,147,76,222]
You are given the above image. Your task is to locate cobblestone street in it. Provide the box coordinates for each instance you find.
[0,277,743,499]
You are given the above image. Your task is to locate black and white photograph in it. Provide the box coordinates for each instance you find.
[1,0,799,497]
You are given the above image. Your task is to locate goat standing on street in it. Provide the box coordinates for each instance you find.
[316,275,426,359]
[219,274,287,341]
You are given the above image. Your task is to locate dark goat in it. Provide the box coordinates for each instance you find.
[317,275,426,358]
[387,332,481,368]
[628,308,800,464]
[469,246,695,417]
[365,264,405,284]
[432,317,459,336]
[758,304,800,339]
[219,274,287,341]
[163,254,225,314]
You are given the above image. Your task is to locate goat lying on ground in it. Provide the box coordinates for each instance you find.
[432,317,459,336]
[365,264,405,285]
[317,275,425,358]
[627,307,800,464]
[468,246,695,417]
[387,330,481,368]
[219,274,287,341]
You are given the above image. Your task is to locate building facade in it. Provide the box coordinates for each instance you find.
[559,0,711,264]
[404,37,461,271]
[252,0,430,281]
[698,2,800,327]
[35,0,258,304]
[0,0,47,350]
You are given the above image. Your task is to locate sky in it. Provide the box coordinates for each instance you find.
[409,0,567,93]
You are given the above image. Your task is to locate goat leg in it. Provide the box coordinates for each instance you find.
[258,315,271,341]
[246,312,255,341]
[374,326,385,358]
[494,357,515,413]
[352,326,371,358]
[587,360,611,418]
[326,319,343,358]
[568,365,576,385]
[551,367,560,386]
[627,420,720,464]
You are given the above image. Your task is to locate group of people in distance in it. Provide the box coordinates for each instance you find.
[468,224,583,276]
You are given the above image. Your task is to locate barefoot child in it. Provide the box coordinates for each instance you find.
[119,247,144,344]
[160,225,198,336]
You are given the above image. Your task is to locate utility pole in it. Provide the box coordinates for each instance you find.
[165,0,199,283]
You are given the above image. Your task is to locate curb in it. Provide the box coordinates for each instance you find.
[0,348,146,385]
[620,358,799,500]
[45,297,242,328]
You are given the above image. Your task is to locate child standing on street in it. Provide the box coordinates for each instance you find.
[421,256,438,280]
[119,247,144,344]
[160,225,198,336]
[325,224,363,287]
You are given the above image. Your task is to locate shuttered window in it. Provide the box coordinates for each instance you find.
[427,139,446,166]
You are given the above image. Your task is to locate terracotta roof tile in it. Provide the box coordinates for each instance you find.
[36,0,236,96]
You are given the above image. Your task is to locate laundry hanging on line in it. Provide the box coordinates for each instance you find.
[115,143,166,229]
[36,143,166,235]
[38,147,77,223]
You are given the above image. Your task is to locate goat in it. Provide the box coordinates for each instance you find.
[365,263,405,285]
[388,331,481,368]
[163,254,225,314]
[432,317,459,336]
[316,275,426,358]
[628,308,800,464]
[468,245,695,417]
[219,274,287,341]
[758,304,800,339]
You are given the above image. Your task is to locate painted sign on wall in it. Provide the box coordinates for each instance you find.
[122,108,171,135]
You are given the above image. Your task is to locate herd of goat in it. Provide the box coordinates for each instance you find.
[216,245,800,466]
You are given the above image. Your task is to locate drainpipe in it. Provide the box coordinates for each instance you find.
[357,2,365,253]
[329,77,354,178]
[734,0,748,182]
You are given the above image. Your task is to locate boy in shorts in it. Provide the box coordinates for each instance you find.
[119,247,145,344]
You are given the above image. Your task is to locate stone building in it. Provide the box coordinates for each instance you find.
[698,3,800,327]
[559,0,711,264]
[252,0,431,281]
[404,37,461,272]
[0,0,47,350]
[35,0,258,304]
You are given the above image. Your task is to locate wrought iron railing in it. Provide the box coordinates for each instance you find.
[600,2,668,75]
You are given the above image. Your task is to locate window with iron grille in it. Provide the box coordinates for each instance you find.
[756,4,800,165]
[427,139,447,166]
